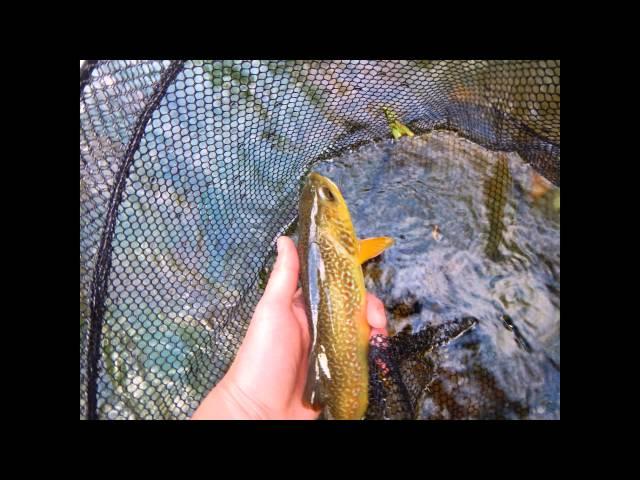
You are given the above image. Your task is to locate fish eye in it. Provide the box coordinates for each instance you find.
[319,186,335,202]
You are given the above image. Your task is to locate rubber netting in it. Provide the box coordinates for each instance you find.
[80,60,560,420]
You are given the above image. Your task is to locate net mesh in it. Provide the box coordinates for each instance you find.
[80,60,560,419]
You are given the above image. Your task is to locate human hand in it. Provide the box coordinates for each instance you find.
[191,236,388,420]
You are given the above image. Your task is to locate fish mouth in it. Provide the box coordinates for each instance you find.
[304,172,347,209]
[308,172,326,187]
[307,172,339,191]
[303,172,324,198]
[309,172,324,182]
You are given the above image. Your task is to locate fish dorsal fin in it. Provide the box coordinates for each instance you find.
[357,237,394,264]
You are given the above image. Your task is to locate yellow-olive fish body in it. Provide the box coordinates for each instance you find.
[298,172,393,419]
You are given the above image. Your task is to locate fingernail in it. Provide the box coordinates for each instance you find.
[276,237,283,255]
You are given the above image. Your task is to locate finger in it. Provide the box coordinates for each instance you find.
[262,236,300,304]
[366,293,387,329]
[291,288,311,346]
[292,288,305,310]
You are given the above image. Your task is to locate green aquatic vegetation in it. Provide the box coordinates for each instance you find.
[261,130,298,153]
[267,61,329,109]
[100,299,206,419]
[257,264,270,292]
[101,322,147,418]
[483,155,513,262]
[200,60,270,122]
[103,325,127,390]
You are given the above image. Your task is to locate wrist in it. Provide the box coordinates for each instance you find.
[191,378,270,420]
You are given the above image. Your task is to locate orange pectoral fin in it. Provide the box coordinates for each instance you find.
[357,237,394,264]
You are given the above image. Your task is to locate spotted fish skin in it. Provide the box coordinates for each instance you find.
[298,173,386,420]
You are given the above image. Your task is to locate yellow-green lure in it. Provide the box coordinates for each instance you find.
[383,106,415,139]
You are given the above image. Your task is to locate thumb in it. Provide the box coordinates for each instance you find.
[262,236,299,304]
[367,293,389,337]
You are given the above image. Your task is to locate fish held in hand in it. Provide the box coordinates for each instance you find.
[298,172,394,419]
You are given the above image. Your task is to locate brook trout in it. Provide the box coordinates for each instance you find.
[298,172,394,419]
